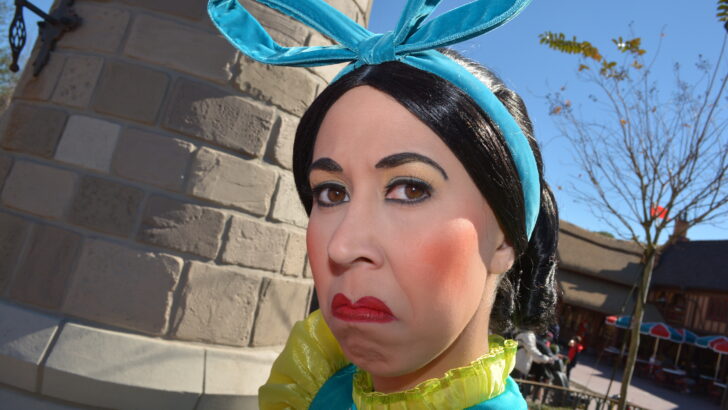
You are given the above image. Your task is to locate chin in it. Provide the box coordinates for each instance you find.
[338,334,401,373]
[348,354,407,378]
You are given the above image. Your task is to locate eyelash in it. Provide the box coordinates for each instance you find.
[311,178,434,208]
[385,177,433,205]
[311,182,349,208]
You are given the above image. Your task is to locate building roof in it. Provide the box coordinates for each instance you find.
[558,270,665,322]
[557,220,643,286]
[652,240,728,291]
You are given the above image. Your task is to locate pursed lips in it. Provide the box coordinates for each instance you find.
[331,293,396,322]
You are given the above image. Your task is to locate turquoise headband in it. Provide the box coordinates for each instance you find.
[208,0,540,238]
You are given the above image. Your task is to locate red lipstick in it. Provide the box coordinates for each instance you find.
[331,293,395,323]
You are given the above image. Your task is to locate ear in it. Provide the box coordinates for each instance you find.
[489,236,515,276]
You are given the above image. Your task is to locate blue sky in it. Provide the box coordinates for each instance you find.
[19,0,727,240]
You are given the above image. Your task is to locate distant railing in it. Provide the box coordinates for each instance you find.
[514,379,649,410]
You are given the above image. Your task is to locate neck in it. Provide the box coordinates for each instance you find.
[370,298,492,393]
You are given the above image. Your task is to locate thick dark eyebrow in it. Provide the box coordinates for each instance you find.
[309,157,343,174]
[375,152,448,180]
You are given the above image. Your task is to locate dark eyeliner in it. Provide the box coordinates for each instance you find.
[384,177,433,205]
[311,182,348,207]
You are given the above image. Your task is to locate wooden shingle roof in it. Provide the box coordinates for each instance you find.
[557,220,643,286]
[652,240,728,291]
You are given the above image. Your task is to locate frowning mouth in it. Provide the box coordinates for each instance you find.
[331,293,396,323]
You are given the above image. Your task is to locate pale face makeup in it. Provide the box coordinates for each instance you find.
[307,86,515,393]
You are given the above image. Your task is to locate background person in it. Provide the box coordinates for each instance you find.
[566,335,584,379]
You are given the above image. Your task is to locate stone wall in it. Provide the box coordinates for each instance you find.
[0,0,372,408]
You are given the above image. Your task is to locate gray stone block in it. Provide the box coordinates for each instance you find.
[9,224,82,310]
[14,53,65,101]
[251,279,311,347]
[222,216,288,272]
[120,0,206,21]
[308,61,347,84]
[125,14,237,84]
[62,239,183,335]
[353,0,371,15]
[197,395,258,410]
[43,322,204,410]
[172,262,262,346]
[323,0,359,19]
[51,55,103,108]
[282,232,306,277]
[241,0,310,47]
[55,115,121,172]
[269,112,297,170]
[0,103,67,157]
[92,61,169,124]
[111,128,195,191]
[0,153,12,192]
[1,161,76,219]
[303,257,313,278]
[0,212,30,293]
[0,385,83,410]
[270,174,308,228]
[238,56,319,116]
[68,176,144,237]
[197,347,279,410]
[138,196,226,259]
[186,147,277,216]
[306,29,335,47]
[0,300,60,391]
[58,3,130,53]
[163,79,274,157]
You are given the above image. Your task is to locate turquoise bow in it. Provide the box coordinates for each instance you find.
[208,0,540,238]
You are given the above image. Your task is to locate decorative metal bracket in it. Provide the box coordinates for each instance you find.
[9,0,81,76]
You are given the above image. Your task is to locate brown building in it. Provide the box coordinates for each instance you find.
[556,220,665,351]
[649,239,728,335]
[556,220,728,381]
[649,239,728,381]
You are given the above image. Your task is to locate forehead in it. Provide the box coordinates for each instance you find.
[313,86,451,162]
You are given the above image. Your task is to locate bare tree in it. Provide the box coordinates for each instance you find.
[540,3,728,409]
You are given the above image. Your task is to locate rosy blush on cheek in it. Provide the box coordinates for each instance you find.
[415,219,485,307]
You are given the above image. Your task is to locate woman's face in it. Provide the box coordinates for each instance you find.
[307,86,515,392]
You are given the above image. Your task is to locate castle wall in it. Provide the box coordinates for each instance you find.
[0,0,372,408]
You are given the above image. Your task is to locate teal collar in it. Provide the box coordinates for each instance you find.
[208,0,540,238]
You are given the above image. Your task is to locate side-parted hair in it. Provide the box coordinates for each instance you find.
[292,49,558,334]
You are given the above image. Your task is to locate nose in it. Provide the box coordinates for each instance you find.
[326,197,383,270]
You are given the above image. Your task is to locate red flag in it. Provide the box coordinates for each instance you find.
[650,205,668,219]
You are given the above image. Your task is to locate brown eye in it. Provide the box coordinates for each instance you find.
[385,179,432,203]
[327,187,346,203]
[313,183,349,207]
[404,184,425,199]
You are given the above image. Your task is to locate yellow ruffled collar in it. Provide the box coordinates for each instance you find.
[353,336,517,408]
[259,310,518,409]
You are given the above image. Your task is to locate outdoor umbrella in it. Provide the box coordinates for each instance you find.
[604,317,686,363]
[693,335,728,380]
[605,315,631,329]
[639,322,683,363]
[710,339,728,379]
[674,328,698,364]
[696,335,728,349]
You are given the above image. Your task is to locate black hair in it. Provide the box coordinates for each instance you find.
[293,50,558,334]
